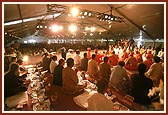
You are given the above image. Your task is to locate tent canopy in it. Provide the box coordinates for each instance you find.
[4,3,165,43]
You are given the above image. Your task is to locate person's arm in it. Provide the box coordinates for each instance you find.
[145,64,154,77]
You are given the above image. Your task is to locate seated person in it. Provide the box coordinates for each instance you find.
[53,58,65,86]
[98,56,111,81]
[17,59,28,78]
[145,56,164,87]
[108,51,119,67]
[80,53,88,72]
[108,61,130,95]
[87,78,114,111]
[143,55,153,71]
[129,63,153,105]
[125,52,138,71]
[62,58,86,95]
[4,63,27,99]
[87,54,98,81]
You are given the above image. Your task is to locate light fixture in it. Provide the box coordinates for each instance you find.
[69,24,77,32]
[71,7,79,17]
[90,27,96,32]
[51,25,59,32]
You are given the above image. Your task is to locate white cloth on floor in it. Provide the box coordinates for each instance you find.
[5,91,28,108]
[73,91,97,108]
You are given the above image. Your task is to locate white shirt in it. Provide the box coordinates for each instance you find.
[74,54,81,65]
[87,59,98,77]
[109,65,129,87]
[50,60,58,73]
[66,52,73,59]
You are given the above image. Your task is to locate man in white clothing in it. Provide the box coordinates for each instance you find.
[49,56,58,74]
[74,50,81,69]
[87,54,98,81]
[108,61,130,95]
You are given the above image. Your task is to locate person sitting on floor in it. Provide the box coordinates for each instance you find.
[108,51,119,67]
[129,63,153,105]
[124,51,138,71]
[80,52,88,72]
[4,63,27,99]
[98,56,111,81]
[87,78,114,111]
[53,58,65,86]
[108,61,130,95]
[145,56,164,87]
[62,58,86,95]
[87,54,98,81]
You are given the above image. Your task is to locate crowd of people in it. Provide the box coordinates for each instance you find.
[3,39,165,111]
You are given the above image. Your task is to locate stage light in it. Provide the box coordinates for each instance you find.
[90,27,96,32]
[84,12,88,16]
[69,24,77,32]
[85,27,90,31]
[51,25,59,32]
[88,13,92,16]
[71,7,79,17]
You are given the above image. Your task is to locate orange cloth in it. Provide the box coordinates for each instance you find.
[87,51,91,60]
[108,54,119,66]
[121,52,128,61]
[95,54,103,64]
[146,54,154,59]
[135,54,143,63]
[143,59,153,71]
[125,56,138,71]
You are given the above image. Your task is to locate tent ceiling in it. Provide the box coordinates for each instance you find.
[4,3,164,43]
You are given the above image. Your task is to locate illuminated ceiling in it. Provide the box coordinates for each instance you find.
[3,3,165,43]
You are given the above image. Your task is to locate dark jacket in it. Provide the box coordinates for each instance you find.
[4,71,27,98]
[129,73,153,105]
[53,64,64,86]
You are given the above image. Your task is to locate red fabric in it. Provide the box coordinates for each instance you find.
[108,54,119,66]
[143,59,153,71]
[87,51,91,60]
[125,57,138,71]
[135,54,143,63]
[95,54,103,64]
[121,52,128,61]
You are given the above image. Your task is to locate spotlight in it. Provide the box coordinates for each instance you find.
[88,13,92,16]
[71,7,79,17]
[69,24,77,32]
[52,25,59,32]
[84,12,88,16]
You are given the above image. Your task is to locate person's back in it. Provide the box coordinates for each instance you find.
[62,58,86,94]
[61,48,66,60]
[4,63,27,98]
[146,56,163,87]
[129,63,153,105]
[42,53,51,72]
[80,53,88,71]
[125,53,138,71]
[74,50,81,69]
[53,58,65,86]
[98,56,111,81]
[49,56,58,74]
[109,61,130,94]
[87,54,98,79]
